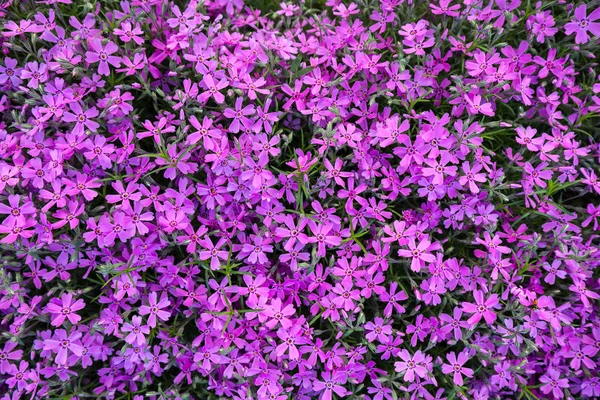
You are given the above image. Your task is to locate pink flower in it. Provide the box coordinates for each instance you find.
[441,350,474,386]
[364,317,392,343]
[43,329,83,365]
[275,325,306,360]
[139,292,171,328]
[524,162,553,188]
[62,102,100,136]
[85,38,121,76]
[564,4,600,44]
[394,349,428,382]
[461,290,500,325]
[121,316,150,346]
[459,161,486,194]
[313,371,348,400]
[45,293,85,327]
[465,94,494,116]
[397,237,436,272]
[198,74,228,104]
[262,298,295,329]
[540,370,569,398]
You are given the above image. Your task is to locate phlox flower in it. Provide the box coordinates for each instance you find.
[394,349,428,382]
[565,4,600,44]
[85,39,121,76]
[441,350,474,386]
[461,290,500,325]
[139,292,171,328]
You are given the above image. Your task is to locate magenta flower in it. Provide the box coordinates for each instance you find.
[85,38,121,76]
[0,217,36,243]
[43,329,83,365]
[198,237,229,270]
[0,342,22,374]
[0,194,36,226]
[461,290,500,325]
[121,316,150,346]
[459,161,486,194]
[565,4,600,44]
[275,325,305,360]
[364,317,392,343]
[62,102,99,136]
[394,349,428,382]
[313,371,348,400]
[5,360,29,391]
[0,57,21,86]
[113,21,144,45]
[306,221,342,257]
[198,74,228,104]
[540,369,569,398]
[397,237,436,272]
[441,350,474,386]
[139,292,171,328]
[524,162,553,188]
[45,293,85,327]
[263,298,295,329]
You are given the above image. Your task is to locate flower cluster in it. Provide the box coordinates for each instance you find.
[0,0,599,399]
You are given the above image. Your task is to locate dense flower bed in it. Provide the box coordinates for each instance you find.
[1,0,600,399]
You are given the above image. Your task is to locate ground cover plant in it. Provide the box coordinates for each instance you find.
[0,0,600,398]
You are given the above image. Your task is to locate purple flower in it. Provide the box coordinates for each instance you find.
[121,316,150,346]
[540,369,569,398]
[85,38,121,75]
[441,350,474,386]
[462,290,500,325]
[364,317,392,343]
[43,329,83,364]
[45,293,85,327]
[394,349,428,382]
[139,292,171,328]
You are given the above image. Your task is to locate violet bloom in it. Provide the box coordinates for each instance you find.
[240,154,273,189]
[5,360,29,391]
[441,350,474,386]
[139,292,171,328]
[45,292,85,327]
[397,237,436,272]
[0,217,36,244]
[462,290,500,325]
[524,162,553,188]
[20,158,52,189]
[313,371,348,400]
[223,97,255,133]
[20,61,47,88]
[263,298,295,329]
[306,221,342,257]
[198,74,228,104]
[565,4,600,44]
[198,237,229,270]
[459,161,486,194]
[121,316,150,346]
[0,57,22,86]
[275,325,306,360]
[0,194,36,226]
[62,102,99,136]
[379,282,408,317]
[331,278,361,311]
[43,329,83,365]
[99,211,136,246]
[394,349,428,382]
[364,317,392,343]
[540,369,569,398]
[0,342,22,374]
[241,235,273,264]
[85,38,121,75]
